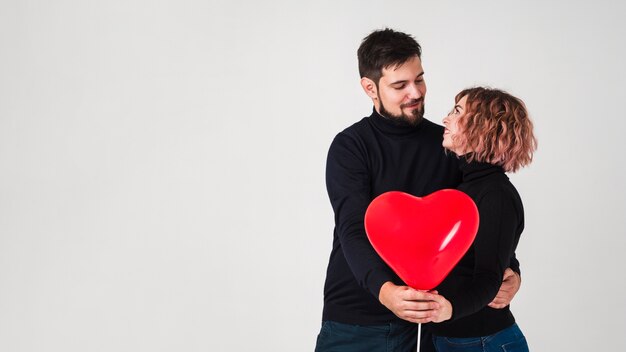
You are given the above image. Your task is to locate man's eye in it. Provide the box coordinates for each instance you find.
[394,85,405,90]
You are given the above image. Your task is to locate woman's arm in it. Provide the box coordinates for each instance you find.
[430,189,522,322]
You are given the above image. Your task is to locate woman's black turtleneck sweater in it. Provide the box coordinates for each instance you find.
[430,158,525,337]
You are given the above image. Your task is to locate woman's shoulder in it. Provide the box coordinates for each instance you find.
[472,177,524,215]
[459,171,519,201]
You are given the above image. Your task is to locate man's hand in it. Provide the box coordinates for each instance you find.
[488,268,521,309]
[378,282,440,324]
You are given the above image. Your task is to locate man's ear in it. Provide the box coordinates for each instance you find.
[360,77,378,100]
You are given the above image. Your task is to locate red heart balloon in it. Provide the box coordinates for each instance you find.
[364,190,479,290]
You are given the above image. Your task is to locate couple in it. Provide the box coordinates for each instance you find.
[317,29,537,352]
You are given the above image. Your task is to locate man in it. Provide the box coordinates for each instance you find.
[316,28,521,352]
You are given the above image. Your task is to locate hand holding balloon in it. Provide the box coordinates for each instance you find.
[378,282,454,323]
[427,292,453,323]
[378,282,441,324]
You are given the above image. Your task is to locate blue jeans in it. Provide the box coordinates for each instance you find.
[315,320,435,352]
[432,323,528,352]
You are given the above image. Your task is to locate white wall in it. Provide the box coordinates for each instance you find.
[1,1,624,351]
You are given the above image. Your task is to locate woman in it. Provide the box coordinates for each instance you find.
[428,87,537,351]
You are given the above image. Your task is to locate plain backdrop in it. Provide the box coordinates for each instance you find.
[1,1,625,351]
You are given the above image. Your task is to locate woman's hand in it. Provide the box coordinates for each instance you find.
[428,291,453,323]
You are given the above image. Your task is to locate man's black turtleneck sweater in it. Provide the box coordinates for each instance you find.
[430,158,525,337]
[322,109,464,325]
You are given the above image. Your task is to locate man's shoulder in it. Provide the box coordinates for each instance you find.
[338,116,371,135]
[330,116,372,145]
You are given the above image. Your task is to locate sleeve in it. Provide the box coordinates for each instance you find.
[443,190,520,320]
[325,133,397,298]
[509,251,521,276]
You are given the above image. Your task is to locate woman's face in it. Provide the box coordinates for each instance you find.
[442,95,468,155]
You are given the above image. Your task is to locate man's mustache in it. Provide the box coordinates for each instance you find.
[400,98,424,108]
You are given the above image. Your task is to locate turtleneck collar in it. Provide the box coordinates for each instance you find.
[458,154,506,183]
[368,107,424,136]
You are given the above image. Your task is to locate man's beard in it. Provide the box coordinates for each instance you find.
[378,95,425,127]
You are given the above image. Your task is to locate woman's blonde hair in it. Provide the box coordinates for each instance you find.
[454,87,537,172]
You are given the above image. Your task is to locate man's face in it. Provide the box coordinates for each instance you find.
[375,56,426,126]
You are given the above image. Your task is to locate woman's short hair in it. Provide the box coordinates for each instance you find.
[454,87,537,172]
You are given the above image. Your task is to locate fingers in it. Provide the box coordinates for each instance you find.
[498,277,519,295]
[497,283,513,292]
[502,269,521,290]
[502,268,515,279]
[488,301,508,309]
[488,293,511,308]
[401,289,437,301]
[429,293,447,305]
[488,303,507,309]
[399,290,447,323]
[501,278,515,289]
[380,284,447,324]
[396,307,435,324]
[408,296,452,324]
[396,290,440,323]
[400,299,439,312]
[491,268,521,310]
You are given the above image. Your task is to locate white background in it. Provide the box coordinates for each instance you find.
[1,1,625,351]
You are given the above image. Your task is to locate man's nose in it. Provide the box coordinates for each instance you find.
[407,83,422,100]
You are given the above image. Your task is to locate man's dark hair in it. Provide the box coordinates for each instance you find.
[357,28,422,85]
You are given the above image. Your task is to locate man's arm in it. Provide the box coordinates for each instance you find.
[488,268,521,309]
[326,133,397,296]
[488,242,522,309]
[326,133,443,321]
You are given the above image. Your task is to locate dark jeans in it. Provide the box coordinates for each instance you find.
[432,323,529,352]
[315,320,435,352]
